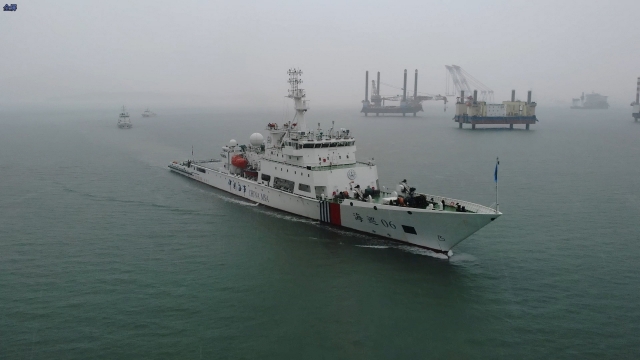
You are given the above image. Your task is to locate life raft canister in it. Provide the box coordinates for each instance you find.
[231,154,248,169]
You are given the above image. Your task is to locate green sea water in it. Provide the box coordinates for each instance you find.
[1,106,639,359]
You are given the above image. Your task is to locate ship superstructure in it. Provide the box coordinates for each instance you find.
[632,77,640,121]
[571,92,610,109]
[169,69,501,257]
[117,106,132,129]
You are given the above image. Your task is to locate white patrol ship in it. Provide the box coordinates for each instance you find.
[169,69,501,257]
[117,106,132,129]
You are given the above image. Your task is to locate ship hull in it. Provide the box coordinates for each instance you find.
[361,104,423,115]
[117,123,132,129]
[169,162,500,256]
[570,105,609,109]
[454,115,537,124]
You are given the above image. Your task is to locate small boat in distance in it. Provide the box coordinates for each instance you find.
[141,108,156,118]
[117,106,132,129]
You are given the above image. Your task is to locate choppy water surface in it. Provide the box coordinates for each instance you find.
[1,106,639,358]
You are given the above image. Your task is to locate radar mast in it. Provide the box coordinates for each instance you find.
[287,68,309,131]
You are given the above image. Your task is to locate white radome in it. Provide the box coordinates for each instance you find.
[229,139,237,147]
[249,133,264,146]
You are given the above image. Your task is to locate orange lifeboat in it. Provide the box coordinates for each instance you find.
[231,154,248,169]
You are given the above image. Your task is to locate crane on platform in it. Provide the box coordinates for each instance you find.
[445,65,494,103]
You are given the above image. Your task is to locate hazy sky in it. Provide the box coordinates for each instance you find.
[2,0,639,109]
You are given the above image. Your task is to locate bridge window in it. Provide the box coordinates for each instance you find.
[274,177,295,193]
[298,183,311,192]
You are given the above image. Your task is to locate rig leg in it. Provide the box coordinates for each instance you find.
[472,124,476,130]
[403,113,406,117]
[526,124,530,130]
[458,122,462,129]
[509,124,514,130]
[376,113,379,116]
[413,112,416,117]
[365,113,368,117]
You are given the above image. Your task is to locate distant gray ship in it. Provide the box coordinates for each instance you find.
[142,108,156,118]
[632,77,639,121]
[571,92,609,109]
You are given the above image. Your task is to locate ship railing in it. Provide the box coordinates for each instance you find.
[266,159,359,171]
[421,193,496,214]
[193,159,221,164]
[375,191,495,214]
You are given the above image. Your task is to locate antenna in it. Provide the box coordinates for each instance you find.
[287,68,304,99]
[286,68,309,131]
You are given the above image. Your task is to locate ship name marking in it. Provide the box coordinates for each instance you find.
[249,189,269,202]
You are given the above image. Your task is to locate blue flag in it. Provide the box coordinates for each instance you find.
[494,158,499,182]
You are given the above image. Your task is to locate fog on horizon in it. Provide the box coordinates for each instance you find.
[2,0,639,111]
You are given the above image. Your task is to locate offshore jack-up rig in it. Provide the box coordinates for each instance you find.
[446,65,537,130]
[361,69,447,116]
[454,90,537,130]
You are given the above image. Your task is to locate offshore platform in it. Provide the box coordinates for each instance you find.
[454,90,537,130]
[631,77,639,121]
[445,65,537,129]
[361,69,447,116]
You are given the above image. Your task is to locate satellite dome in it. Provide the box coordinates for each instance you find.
[229,139,237,147]
[249,133,264,147]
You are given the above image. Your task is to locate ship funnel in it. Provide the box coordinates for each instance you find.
[414,70,418,99]
[527,90,532,104]
[511,90,515,102]
[402,69,407,102]
[365,71,369,102]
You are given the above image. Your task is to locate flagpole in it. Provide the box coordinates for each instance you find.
[495,157,499,213]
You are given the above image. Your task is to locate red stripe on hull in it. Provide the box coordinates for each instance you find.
[329,203,341,226]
